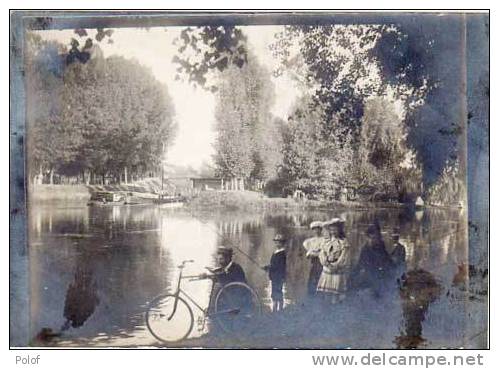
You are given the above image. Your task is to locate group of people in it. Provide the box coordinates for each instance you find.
[204,217,406,314]
[303,218,406,303]
[265,218,407,310]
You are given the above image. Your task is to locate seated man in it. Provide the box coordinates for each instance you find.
[205,247,247,313]
[208,247,247,285]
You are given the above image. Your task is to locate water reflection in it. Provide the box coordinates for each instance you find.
[395,269,443,348]
[62,252,99,330]
[28,203,475,347]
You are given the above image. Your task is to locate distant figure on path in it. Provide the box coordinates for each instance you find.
[316,218,353,304]
[265,234,287,312]
[302,221,325,297]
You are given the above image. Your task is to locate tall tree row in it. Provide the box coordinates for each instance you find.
[25,32,177,185]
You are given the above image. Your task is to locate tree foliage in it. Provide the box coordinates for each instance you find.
[271,25,428,140]
[278,97,325,196]
[25,32,176,184]
[271,19,469,186]
[371,16,468,184]
[278,96,422,201]
[357,98,423,201]
[25,33,67,178]
[172,26,248,91]
[359,98,406,170]
[171,21,464,203]
[213,53,279,182]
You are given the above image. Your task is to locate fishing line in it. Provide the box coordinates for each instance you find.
[188,211,268,272]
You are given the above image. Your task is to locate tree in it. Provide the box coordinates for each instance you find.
[213,65,255,181]
[61,54,177,182]
[25,32,67,183]
[359,98,406,170]
[213,53,277,187]
[362,16,469,185]
[278,97,326,197]
[271,25,427,141]
[269,24,437,201]
[25,32,177,184]
[251,116,284,184]
[426,160,465,206]
[172,21,469,198]
[357,98,423,201]
[173,26,281,187]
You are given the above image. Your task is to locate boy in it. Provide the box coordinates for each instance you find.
[265,234,287,312]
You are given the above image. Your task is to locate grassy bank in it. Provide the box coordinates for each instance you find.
[186,190,405,211]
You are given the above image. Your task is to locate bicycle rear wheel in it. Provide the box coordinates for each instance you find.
[214,282,261,333]
[145,294,194,344]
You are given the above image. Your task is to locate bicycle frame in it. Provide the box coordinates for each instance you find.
[166,262,240,321]
[166,262,208,320]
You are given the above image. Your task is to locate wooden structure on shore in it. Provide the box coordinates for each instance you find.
[189,177,247,191]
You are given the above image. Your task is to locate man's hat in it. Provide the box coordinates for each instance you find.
[216,246,233,256]
[273,233,287,242]
[310,221,324,229]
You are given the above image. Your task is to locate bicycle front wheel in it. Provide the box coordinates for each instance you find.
[145,294,194,344]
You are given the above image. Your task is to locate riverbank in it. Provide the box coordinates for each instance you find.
[28,184,459,212]
[28,184,91,203]
[186,190,405,211]
[28,182,161,203]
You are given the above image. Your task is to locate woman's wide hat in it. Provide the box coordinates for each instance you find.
[309,221,324,229]
[323,218,345,227]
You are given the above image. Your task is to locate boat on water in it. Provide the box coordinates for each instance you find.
[153,194,186,209]
[87,191,126,206]
[123,192,155,206]
[154,154,186,209]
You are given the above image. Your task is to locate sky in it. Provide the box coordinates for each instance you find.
[36,26,300,169]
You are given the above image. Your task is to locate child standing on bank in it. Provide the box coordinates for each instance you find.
[265,234,287,312]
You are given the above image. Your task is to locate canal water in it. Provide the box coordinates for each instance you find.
[27,201,482,348]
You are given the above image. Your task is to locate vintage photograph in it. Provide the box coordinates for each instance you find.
[10,11,489,348]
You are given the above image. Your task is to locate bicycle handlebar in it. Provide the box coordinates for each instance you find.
[182,274,211,281]
[178,259,195,268]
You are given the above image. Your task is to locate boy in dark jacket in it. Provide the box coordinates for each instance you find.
[265,234,287,312]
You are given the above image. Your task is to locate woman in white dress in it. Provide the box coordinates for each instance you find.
[316,218,352,304]
[302,221,326,297]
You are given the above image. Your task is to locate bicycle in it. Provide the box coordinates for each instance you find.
[145,259,261,344]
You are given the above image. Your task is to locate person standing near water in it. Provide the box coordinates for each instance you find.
[352,222,395,298]
[390,229,407,277]
[316,218,353,304]
[265,234,287,312]
[302,221,325,297]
